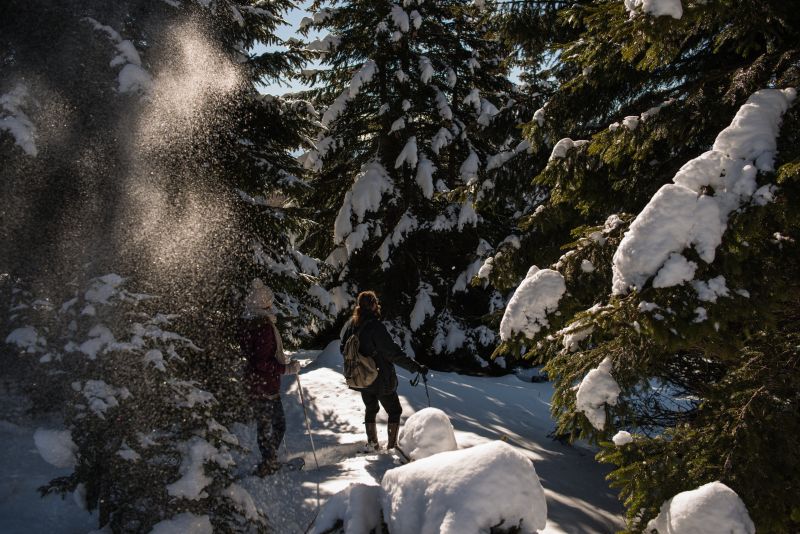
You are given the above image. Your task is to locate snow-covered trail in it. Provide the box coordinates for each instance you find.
[239,342,624,533]
[0,343,623,533]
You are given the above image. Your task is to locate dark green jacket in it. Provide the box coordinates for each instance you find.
[340,316,422,395]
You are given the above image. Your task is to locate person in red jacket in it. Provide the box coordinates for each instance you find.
[240,279,299,476]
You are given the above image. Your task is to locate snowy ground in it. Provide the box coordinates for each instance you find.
[0,343,624,533]
[242,342,623,533]
[0,384,97,533]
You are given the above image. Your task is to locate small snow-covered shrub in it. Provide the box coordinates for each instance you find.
[397,407,457,460]
[5,274,266,532]
[381,441,546,534]
[647,481,755,534]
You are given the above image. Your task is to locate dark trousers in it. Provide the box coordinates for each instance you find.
[255,396,286,464]
[361,390,402,424]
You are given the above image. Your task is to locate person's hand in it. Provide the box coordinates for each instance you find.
[285,360,301,375]
[418,364,428,376]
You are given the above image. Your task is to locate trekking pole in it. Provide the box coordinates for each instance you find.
[410,371,432,407]
[296,373,321,533]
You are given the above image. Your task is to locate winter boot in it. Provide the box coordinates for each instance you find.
[365,422,380,450]
[387,422,400,449]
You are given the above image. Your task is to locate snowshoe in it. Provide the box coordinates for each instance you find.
[281,456,305,472]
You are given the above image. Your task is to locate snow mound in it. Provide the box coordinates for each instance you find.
[397,407,457,460]
[381,441,547,534]
[647,481,755,534]
[312,482,382,534]
[575,357,620,430]
[499,268,566,341]
[34,428,78,468]
[316,339,344,370]
[149,512,213,534]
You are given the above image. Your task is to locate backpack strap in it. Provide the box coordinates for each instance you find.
[350,319,372,349]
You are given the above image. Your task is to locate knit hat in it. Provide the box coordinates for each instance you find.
[245,278,274,312]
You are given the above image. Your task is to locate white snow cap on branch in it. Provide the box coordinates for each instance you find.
[410,10,422,29]
[1,84,38,156]
[624,0,682,19]
[416,155,436,198]
[499,267,566,341]
[419,56,434,84]
[410,283,436,331]
[612,88,796,295]
[486,140,531,171]
[390,117,406,132]
[395,136,418,168]
[334,161,394,246]
[391,5,410,33]
[533,106,546,126]
[431,126,453,154]
[647,481,755,534]
[84,17,152,94]
[460,150,480,183]
[457,198,478,230]
[463,88,481,112]
[612,430,633,446]
[306,34,341,53]
[378,210,419,266]
[434,90,453,121]
[348,60,377,98]
[575,356,621,430]
[322,60,377,127]
[549,138,589,161]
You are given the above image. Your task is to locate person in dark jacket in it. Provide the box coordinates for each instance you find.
[240,279,300,476]
[340,291,427,450]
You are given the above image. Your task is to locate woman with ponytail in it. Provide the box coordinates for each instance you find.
[340,291,427,450]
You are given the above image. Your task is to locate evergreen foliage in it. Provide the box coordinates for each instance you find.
[299,0,530,367]
[490,1,800,531]
[6,275,268,532]
[2,0,323,531]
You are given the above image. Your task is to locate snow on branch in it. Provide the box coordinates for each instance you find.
[321,60,377,128]
[409,283,436,331]
[84,17,152,94]
[624,0,683,20]
[575,356,620,430]
[549,138,589,161]
[499,267,566,341]
[0,84,38,156]
[334,161,394,249]
[612,88,796,295]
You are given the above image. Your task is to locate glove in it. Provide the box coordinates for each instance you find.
[418,364,428,376]
[285,360,301,375]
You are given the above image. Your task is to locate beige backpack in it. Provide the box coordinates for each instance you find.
[342,323,379,389]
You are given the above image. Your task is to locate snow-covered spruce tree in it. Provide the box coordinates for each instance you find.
[3,0,325,531]
[299,0,526,367]
[5,275,268,532]
[489,1,800,532]
[207,0,331,347]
